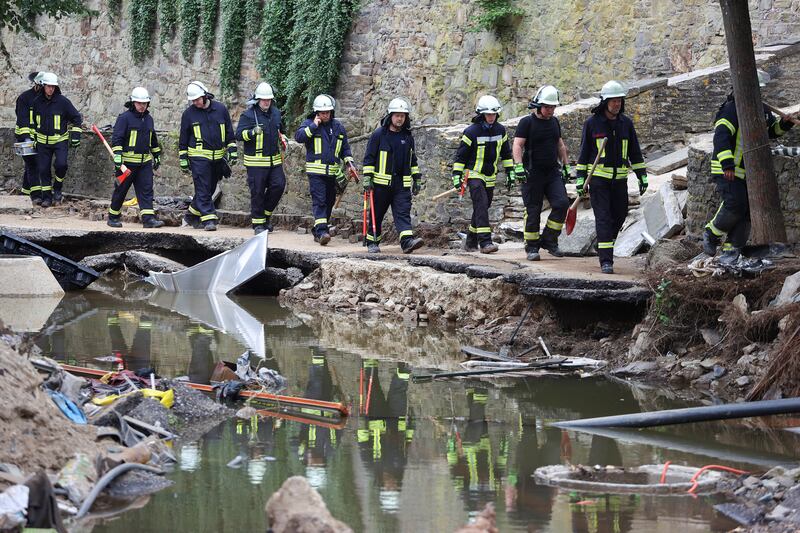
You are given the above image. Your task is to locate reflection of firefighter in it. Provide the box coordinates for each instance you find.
[187,323,216,384]
[446,388,505,510]
[107,312,153,372]
[504,415,560,522]
[357,360,414,514]
[569,493,637,533]
[296,351,342,489]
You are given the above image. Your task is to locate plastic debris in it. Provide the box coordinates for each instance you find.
[0,485,29,530]
[46,389,87,424]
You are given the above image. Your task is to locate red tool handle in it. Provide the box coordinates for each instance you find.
[91,124,131,185]
[369,190,378,241]
[362,191,368,241]
[459,169,469,199]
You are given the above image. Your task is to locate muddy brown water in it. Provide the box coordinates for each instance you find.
[25,281,800,532]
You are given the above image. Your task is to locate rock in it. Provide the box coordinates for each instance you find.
[347,296,360,306]
[766,466,787,478]
[296,282,314,291]
[401,309,418,325]
[714,502,761,526]
[642,182,684,240]
[364,293,379,303]
[773,271,800,307]
[712,365,726,378]
[732,294,749,315]
[743,343,758,355]
[763,479,781,492]
[236,406,258,419]
[614,216,648,257]
[295,227,308,235]
[736,375,751,387]
[765,504,793,522]
[265,476,352,533]
[700,329,722,347]
[743,476,762,489]
[776,476,796,489]
[558,206,597,255]
[611,360,659,376]
[737,354,757,366]
[383,298,395,311]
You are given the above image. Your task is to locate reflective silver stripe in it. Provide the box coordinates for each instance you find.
[475,135,503,143]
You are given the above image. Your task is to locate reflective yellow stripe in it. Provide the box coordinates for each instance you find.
[475,143,486,174]
[399,230,413,238]
[128,130,138,148]
[715,118,736,135]
[54,115,61,131]
[453,162,465,172]
[244,154,283,167]
[335,135,343,157]
[304,126,312,137]
[219,123,225,143]
[314,137,322,154]
[35,132,69,144]
[122,152,153,163]
[595,138,605,156]
[461,135,473,146]
[598,241,615,249]
[545,219,563,230]
[305,162,340,175]
[200,213,218,221]
[622,139,628,160]
[188,147,226,159]
[193,124,202,141]
[524,231,540,240]
[255,131,263,155]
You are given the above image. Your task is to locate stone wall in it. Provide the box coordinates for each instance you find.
[2,0,800,136]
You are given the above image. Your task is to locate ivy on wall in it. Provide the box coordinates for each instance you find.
[244,0,261,37]
[179,0,200,60]
[219,0,245,96]
[129,0,157,62]
[107,0,122,23]
[200,0,219,53]
[472,0,523,34]
[256,0,293,94]
[158,0,178,50]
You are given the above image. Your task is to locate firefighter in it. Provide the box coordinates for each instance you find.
[179,81,237,231]
[452,95,514,254]
[362,98,424,254]
[15,71,43,205]
[576,80,648,274]
[235,82,287,235]
[295,94,357,245]
[703,70,798,264]
[107,87,164,229]
[31,72,82,208]
[512,85,571,261]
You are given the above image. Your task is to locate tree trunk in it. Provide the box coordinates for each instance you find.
[719,0,787,244]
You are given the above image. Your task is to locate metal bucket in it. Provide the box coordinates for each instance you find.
[14,140,36,156]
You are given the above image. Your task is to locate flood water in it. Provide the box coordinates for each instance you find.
[21,280,800,532]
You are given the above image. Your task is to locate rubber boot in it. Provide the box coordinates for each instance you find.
[107,217,122,228]
[480,242,499,254]
[702,228,720,256]
[718,247,741,266]
[601,262,614,274]
[401,237,424,254]
[318,232,331,246]
[203,221,217,231]
[464,233,479,252]
[526,247,540,261]
[367,243,381,253]
[143,218,164,229]
[254,225,266,235]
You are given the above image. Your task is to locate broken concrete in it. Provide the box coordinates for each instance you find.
[648,147,689,176]
[0,256,64,296]
[80,251,186,276]
[265,476,352,533]
[772,271,800,307]
[557,205,597,256]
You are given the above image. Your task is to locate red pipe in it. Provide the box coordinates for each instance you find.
[659,461,672,484]
[687,464,748,495]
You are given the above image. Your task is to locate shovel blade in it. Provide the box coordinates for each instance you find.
[565,207,577,236]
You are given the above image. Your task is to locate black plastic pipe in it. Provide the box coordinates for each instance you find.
[553,398,800,429]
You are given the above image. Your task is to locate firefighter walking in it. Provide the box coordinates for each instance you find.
[235,82,286,235]
[452,95,513,254]
[179,81,237,231]
[703,70,798,264]
[576,80,648,274]
[31,72,82,207]
[362,98,424,254]
[512,85,570,261]
[107,87,164,229]
[15,71,43,205]
[295,94,357,245]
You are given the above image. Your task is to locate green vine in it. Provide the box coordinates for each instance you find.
[653,279,675,326]
[129,0,158,63]
[219,0,246,96]
[258,0,357,126]
[158,0,178,50]
[245,0,261,37]
[107,0,122,23]
[472,0,523,34]
[179,0,200,60]
[200,0,219,53]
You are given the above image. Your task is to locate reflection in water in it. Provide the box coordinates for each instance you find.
[24,282,800,532]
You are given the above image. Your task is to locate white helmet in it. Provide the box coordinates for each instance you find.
[533,85,560,106]
[255,82,274,100]
[387,97,411,114]
[313,94,335,112]
[40,72,58,86]
[757,69,771,88]
[186,81,209,101]
[130,86,151,103]
[600,80,627,100]
[475,95,502,114]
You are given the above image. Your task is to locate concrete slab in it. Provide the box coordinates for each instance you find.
[643,183,684,241]
[0,256,65,296]
[0,295,62,331]
[558,205,597,256]
[615,217,648,258]
[649,147,689,176]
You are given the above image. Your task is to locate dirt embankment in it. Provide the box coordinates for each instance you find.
[0,340,101,478]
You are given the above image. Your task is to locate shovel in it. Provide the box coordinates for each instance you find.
[764,102,800,126]
[565,137,607,236]
[91,124,131,186]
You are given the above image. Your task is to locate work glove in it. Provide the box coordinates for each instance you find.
[347,163,359,181]
[506,170,516,191]
[362,174,373,191]
[179,153,190,174]
[335,170,348,195]
[251,124,262,136]
[513,163,527,183]
[576,176,586,197]
[70,131,81,148]
[452,172,462,190]
[153,154,161,171]
[562,164,572,183]
[279,133,288,151]
[638,174,649,195]
[412,177,422,196]
[227,147,238,166]
[113,153,122,173]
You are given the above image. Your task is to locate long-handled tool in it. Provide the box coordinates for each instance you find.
[333,161,360,209]
[362,191,368,246]
[764,102,800,126]
[369,190,378,242]
[431,169,470,201]
[92,125,131,185]
[565,137,607,235]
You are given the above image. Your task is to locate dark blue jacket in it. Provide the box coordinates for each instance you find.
[295,117,353,176]
[32,90,82,146]
[576,111,646,181]
[179,100,235,161]
[111,108,161,166]
[452,118,513,187]
[362,116,420,188]
[235,104,284,167]
[15,87,39,141]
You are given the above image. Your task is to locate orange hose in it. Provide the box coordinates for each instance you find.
[659,461,672,484]
[687,464,748,495]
